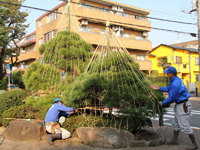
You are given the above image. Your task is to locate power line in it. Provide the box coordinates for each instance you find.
[75,15,196,36]
[66,0,197,25]
[0,0,197,36]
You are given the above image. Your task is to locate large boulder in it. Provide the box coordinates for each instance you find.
[76,127,135,149]
[4,120,45,141]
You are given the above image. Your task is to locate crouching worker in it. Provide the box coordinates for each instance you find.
[45,98,76,145]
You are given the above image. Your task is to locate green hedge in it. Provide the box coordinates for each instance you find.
[0,89,29,122]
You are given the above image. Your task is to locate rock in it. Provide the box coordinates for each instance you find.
[68,137,83,144]
[4,120,45,141]
[0,127,5,135]
[148,138,166,147]
[76,127,135,149]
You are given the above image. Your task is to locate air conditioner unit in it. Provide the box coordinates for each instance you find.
[112,25,119,31]
[142,32,148,37]
[111,6,118,11]
[81,20,88,25]
[119,26,124,31]
[21,50,26,53]
[118,7,123,12]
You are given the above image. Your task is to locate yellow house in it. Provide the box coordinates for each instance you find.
[149,44,199,86]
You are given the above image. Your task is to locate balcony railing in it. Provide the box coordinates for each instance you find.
[78,3,149,22]
[16,35,36,46]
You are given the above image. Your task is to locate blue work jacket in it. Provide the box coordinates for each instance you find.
[45,103,74,123]
[159,76,191,106]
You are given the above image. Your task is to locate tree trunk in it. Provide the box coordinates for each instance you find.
[0,47,6,80]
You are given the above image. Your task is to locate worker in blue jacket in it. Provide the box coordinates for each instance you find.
[45,98,77,145]
[151,67,198,150]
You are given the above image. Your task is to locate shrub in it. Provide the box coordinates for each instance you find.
[0,89,29,122]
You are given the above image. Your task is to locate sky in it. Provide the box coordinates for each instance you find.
[22,0,198,48]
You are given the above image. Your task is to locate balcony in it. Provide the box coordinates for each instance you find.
[17,35,36,48]
[79,31,152,51]
[77,7,151,31]
[136,60,152,70]
[17,51,37,62]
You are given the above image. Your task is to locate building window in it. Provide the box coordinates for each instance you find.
[136,35,145,40]
[39,19,43,27]
[32,46,36,51]
[26,48,30,52]
[135,15,145,20]
[121,32,130,38]
[158,58,167,66]
[196,75,199,82]
[195,58,199,65]
[136,55,145,61]
[183,64,187,68]
[47,10,58,23]
[123,13,129,17]
[39,38,43,46]
[39,57,43,64]
[44,30,57,43]
[100,29,105,35]
[100,8,109,13]
[176,56,182,64]
[79,2,93,9]
[79,26,93,33]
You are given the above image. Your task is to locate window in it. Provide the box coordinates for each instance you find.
[39,19,43,27]
[196,75,199,82]
[39,38,43,46]
[47,10,58,23]
[136,55,145,61]
[123,13,129,17]
[63,5,66,12]
[135,15,145,20]
[100,29,105,35]
[121,32,130,38]
[100,8,109,13]
[79,2,93,9]
[79,26,93,33]
[26,48,30,52]
[195,58,199,65]
[158,58,167,66]
[32,46,36,51]
[176,56,182,64]
[39,57,43,64]
[44,30,57,43]
[136,35,145,40]
[183,64,187,68]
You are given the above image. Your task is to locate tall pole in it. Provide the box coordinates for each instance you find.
[198,0,200,96]
[68,0,71,32]
[106,21,110,56]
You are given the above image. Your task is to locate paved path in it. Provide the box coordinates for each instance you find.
[0,125,200,150]
[0,97,200,150]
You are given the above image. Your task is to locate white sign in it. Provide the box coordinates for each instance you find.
[6,68,10,74]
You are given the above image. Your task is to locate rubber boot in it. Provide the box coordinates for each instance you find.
[47,133,62,145]
[186,134,199,150]
[165,130,179,145]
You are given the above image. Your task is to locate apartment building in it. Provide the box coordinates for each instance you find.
[5,31,37,72]
[35,0,153,74]
[149,44,199,85]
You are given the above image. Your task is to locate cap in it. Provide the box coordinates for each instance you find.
[163,66,177,74]
[53,98,63,104]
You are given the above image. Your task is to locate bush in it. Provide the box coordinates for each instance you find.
[0,70,25,90]
[0,89,29,122]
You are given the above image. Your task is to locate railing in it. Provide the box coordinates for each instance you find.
[79,28,150,42]
[16,35,36,45]
[78,3,148,22]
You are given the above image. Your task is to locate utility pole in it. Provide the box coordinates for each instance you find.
[198,0,200,96]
